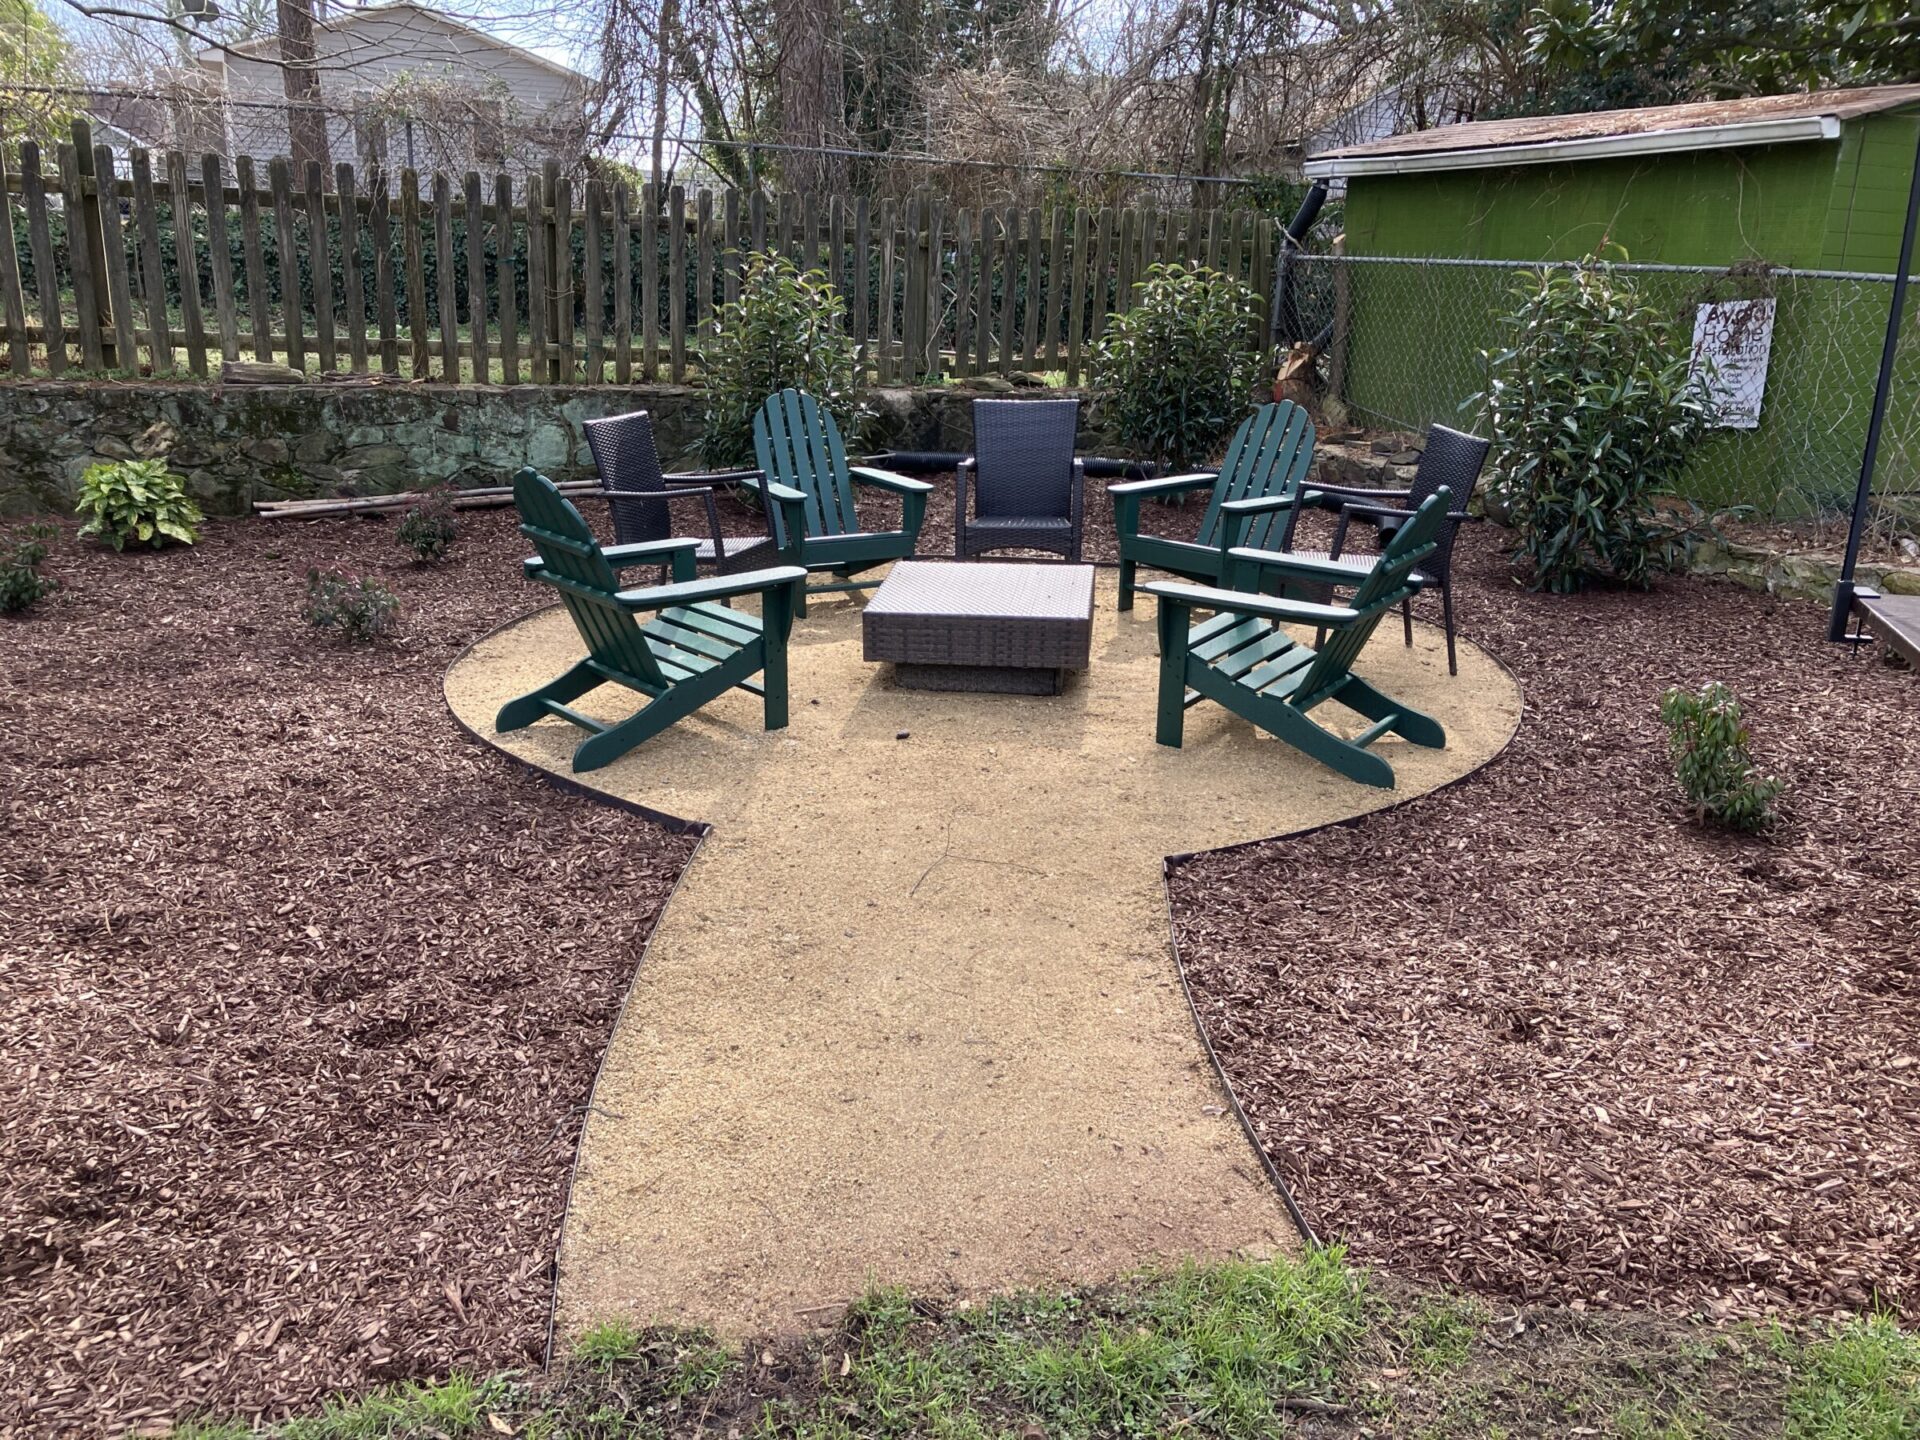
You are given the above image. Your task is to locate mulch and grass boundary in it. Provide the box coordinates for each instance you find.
[169,1251,1920,1439]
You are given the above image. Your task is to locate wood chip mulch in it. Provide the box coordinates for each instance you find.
[1170,522,1920,1325]
[0,510,696,1436]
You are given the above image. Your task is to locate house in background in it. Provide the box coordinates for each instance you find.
[87,1,592,182]
[205,1,591,181]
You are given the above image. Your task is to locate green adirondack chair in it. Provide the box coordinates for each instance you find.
[497,469,809,773]
[1145,489,1452,789]
[750,389,933,611]
[1108,400,1316,612]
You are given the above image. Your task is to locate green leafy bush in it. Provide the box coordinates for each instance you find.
[701,253,860,467]
[1659,682,1783,832]
[1092,262,1265,472]
[303,569,399,642]
[1480,260,1718,593]
[75,459,203,551]
[397,487,459,561]
[0,523,59,614]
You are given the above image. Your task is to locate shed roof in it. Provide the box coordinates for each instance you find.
[1305,84,1920,178]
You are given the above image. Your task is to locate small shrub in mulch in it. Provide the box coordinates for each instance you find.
[1092,261,1266,474]
[302,567,400,641]
[0,522,59,613]
[396,488,460,562]
[701,252,861,468]
[1479,258,1718,593]
[1660,680,1784,832]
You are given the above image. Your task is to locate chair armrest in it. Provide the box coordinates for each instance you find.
[849,464,936,496]
[595,485,715,503]
[524,536,701,581]
[663,467,763,487]
[602,537,704,570]
[616,565,809,611]
[1227,545,1378,587]
[1108,471,1217,498]
[1145,580,1363,627]
[1219,495,1303,516]
[1305,483,1416,510]
[733,474,810,506]
[1341,502,1476,525]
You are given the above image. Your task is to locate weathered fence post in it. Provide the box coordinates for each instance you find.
[0,146,32,375]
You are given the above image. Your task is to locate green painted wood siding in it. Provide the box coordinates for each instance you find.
[1821,113,1920,271]
[1342,142,1847,267]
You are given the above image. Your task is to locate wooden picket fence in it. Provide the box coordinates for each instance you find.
[1,120,1280,387]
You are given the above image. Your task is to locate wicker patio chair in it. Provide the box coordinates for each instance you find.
[1283,424,1491,676]
[583,409,778,577]
[956,398,1085,561]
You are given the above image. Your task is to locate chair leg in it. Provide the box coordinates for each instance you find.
[762,586,793,730]
[1118,558,1137,612]
[496,658,600,733]
[1441,583,1458,676]
[1402,595,1414,648]
[1154,599,1190,747]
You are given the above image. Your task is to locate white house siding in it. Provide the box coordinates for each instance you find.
[214,4,587,187]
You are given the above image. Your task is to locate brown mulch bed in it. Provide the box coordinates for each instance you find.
[0,508,696,1435]
[1170,521,1920,1324]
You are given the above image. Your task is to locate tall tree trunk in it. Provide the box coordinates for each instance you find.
[775,0,846,194]
[276,0,332,179]
[651,0,678,191]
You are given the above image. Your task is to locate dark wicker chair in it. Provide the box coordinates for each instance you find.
[956,398,1084,562]
[1283,423,1491,675]
[582,410,777,576]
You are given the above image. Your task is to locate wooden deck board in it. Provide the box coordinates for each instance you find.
[1856,591,1920,667]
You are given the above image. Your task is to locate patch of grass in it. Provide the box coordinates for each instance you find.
[1785,1313,1920,1439]
[167,1420,257,1440]
[575,1318,645,1369]
[1396,1294,1487,1375]
[276,1373,516,1438]
[769,1249,1367,1440]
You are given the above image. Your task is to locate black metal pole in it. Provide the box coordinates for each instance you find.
[1829,127,1920,642]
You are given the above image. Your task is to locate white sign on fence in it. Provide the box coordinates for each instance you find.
[1690,298,1776,430]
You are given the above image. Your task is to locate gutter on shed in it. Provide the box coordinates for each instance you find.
[1305,114,1843,179]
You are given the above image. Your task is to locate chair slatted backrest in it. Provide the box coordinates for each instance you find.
[514,469,668,689]
[584,409,671,547]
[1294,489,1450,705]
[973,397,1078,518]
[1403,425,1492,581]
[1194,401,1316,552]
[753,389,860,546]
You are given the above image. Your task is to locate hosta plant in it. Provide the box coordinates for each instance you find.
[303,569,400,642]
[1659,681,1783,832]
[75,459,203,551]
[702,253,861,467]
[1092,263,1265,473]
[1479,260,1717,592]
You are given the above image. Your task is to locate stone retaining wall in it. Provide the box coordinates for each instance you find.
[0,378,1104,517]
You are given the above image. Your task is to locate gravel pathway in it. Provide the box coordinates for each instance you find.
[444,569,1523,1337]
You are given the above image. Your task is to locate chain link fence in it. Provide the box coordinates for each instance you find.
[1284,254,1920,542]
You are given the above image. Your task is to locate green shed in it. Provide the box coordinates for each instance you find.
[1302,86,1920,515]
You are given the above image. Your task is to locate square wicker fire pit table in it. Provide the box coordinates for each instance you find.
[863,560,1095,695]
